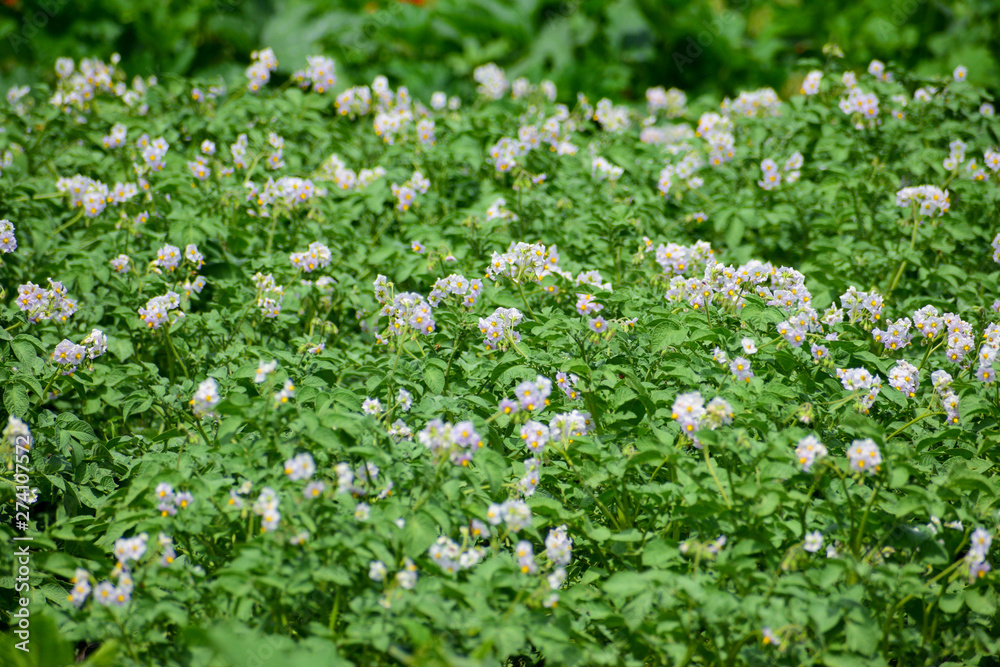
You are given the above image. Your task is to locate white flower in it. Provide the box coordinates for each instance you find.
[283,452,315,481]
[803,531,823,553]
[369,560,387,582]
[254,359,277,383]
[191,378,220,418]
[846,438,882,474]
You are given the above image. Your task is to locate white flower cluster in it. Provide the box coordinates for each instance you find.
[724,88,780,117]
[428,536,486,574]
[56,174,140,217]
[839,87,879,121]
[48,56,156,113]
[646,86,687,117]
[931,370,961,424]
[417,418,484,466]
[293,55,336,93]
[252,487,281,532]
[429,90,461,111]
[428,273,484,308]
[320,154,385,191]
[641,123,695,149]
[696,112,735,166]
[888,360,920,397]
[846,438,882,474]
[0,149,13,181]
[486,499,532,532]
[191,378,221,419]
[486,196,518,221]
[52,329,107,374]
[839,286,883,324]
[290,242,332,273]
[896,185,950,217]
[487,110,578,173]
[757,152,803,191]
[795,435,828,471]
[591,155,624,182]
[139,135,169,173]
[230,133,249,169]
[102,122,127,149]
[942,140,991,182]
[485,241,564,284]
[335,85,372,117]
[16,279,78,324]
[473,63,509,100]
[373,106,414,145]
[837,367,882,412]
[252,272,285,318]
[138,291,181,330]
[966,527,993,582]
[284,452,316,481]
[511,77,556,101]
[246,176,323,214]
[390,170,430,211]
[800,70,823,95]
[671,391,734,445]
[417,118,436,146]
[373,282,437,340]
[477,307,524,350]
[246,48,279,92]
[593,98,630,132]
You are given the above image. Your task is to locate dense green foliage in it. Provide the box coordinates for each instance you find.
[2,0,1000,101]
[1,48,1000,666]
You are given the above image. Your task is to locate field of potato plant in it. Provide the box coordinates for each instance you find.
[1,50,1000,666]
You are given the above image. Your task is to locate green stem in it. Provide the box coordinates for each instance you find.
[114,610,140,662]
[411,457,448,512]
[703,444,732,509]
[917,338,945,372]
[163,326,190,380]
[47,208,85,240]
[854,479,881,554]
[820,391,861,407]
[559,444,619,529]
[886,212,920,295]
[515,281,538,320]
[12,191,65,203]
[891,557,965,616]
[649,434,683,482]
[441,330,465,393]
[886,410,942,441]
[510,340,531,360]
[37,369,61,404]
[225,300,256,349]
[831,463,858,548]
[265,215,279,257]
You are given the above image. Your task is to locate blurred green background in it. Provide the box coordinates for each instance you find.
[1,0,999,102]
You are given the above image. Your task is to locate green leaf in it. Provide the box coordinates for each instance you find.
[4,383,29,418]
[965,587,997,615]
[424,366,445,395]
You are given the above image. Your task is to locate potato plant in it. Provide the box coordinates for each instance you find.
[1,53,999,666]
